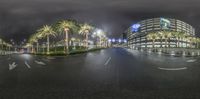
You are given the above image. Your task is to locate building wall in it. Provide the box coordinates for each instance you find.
[126,18,196,49]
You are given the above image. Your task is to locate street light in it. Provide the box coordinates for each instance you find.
[118,39,122,43]
[112,38,115,42]
[108,39,111,42]
[97,29,102,36]
[124,39,127,43]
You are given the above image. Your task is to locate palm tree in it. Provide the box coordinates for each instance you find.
[56,20,79,53]
[171,32,179,47]
[147,32,159,48]
[190,37,197,48]
[162,31,172,48]
[197,38,200,49]
[196,38,200,49]
[36,33,43,53]
[0,39,3,51]
[158,31,165,48]
[179,32,187,48]
[177,32,185,48]
[29,33,43,53]
[101,36,108,47]
[183,33,190,48]
[97,31,106,47]
[194,37,198,48]
[79,23,94,48]
[28,35,37,53]
[37,25,56,54]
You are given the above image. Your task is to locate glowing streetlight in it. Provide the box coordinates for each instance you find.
[118,39,122,43]
[108,39,111,42]
[112,38,115,42]
[124,39,127,43]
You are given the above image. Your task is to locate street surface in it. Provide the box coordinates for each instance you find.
[0,48,200,99]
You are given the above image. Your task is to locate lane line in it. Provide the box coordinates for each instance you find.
[158,67,187,71]
[35,60,46,65]
[25,61,31,68]
[104,57,111,66]
[186,59,196,63]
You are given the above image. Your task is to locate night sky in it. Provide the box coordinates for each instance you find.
[0,0,200,43]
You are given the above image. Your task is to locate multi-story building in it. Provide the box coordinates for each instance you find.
[126,17,196,49]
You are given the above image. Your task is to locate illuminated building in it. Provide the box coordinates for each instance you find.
[126,18,196,49]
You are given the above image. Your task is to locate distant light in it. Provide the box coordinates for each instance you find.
[93,32,97,35]
[131,24,141,32]
[112,38,115,42]
[108,39,111,42]
[97,29,102,35]
[118,39,121,43]
[124,39,127,43]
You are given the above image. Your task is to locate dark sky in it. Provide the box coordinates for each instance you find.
[0,0,200,43]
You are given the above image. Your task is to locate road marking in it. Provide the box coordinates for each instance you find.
[104,57,111,66]
[186,59,196,63]
[25,61,31,68]
[42,58,50,62]
[35,60,46,65]
[47,57,56,60]
[158,67,187,71]
[9,62,17,70]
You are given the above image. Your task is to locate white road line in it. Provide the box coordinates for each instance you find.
[186,59,196,63]
[25,61,31,68]
[104,57,111,66]
[158,67,187,71]
[35,60,46,65]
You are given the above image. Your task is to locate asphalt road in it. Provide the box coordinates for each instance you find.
[0,48,200,99]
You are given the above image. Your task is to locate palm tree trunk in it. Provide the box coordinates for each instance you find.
[153,40,155,48]
[54,43,57,53]
[31,45,34,53]
[177,38,180,48]
[182,38,184,48]
[1,41,3,51]
[165,39,167,48]
[43,47,45,54]
[65,30,69,53]
[86,33,88,49]
[160,38,163,48]
[100,37,102,47]
[37,42,39,53]
[168,38,170,48]
[47,35,50,54]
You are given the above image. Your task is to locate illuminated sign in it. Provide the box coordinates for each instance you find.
[160,18,171,29]
[131,24,141,32]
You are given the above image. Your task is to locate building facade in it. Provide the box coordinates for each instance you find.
[126,17,196,49]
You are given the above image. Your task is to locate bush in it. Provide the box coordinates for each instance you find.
[35,47,106,56]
